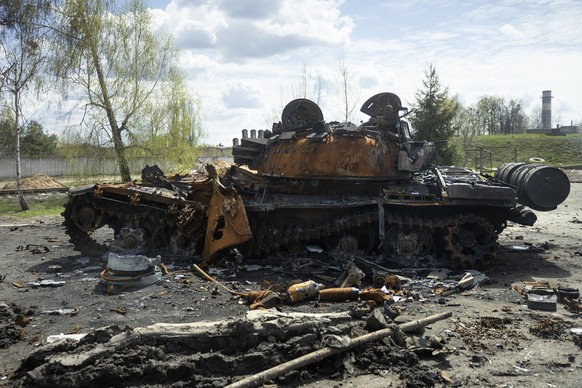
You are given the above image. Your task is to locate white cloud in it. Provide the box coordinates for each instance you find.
[220,0,281,19]
[178,51,216,76]
[151,0,353,62]
[222,82,263,109]
[499,23,522,39]
[20,0,582,148]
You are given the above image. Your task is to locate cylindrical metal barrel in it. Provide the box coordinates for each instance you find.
[495,162,570,211]
[319,287,359,301]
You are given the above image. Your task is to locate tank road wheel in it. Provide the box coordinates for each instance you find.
[62,194,108,257]
[169,229,200,257]
[110,219,154,253]
[324,226,376,254]
[324,233,359,254]
[442,215,497,268]
[355,225,377,254]
[384,225,433,257]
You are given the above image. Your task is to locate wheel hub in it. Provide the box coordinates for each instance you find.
[458,230,476,247]
[385,225,433,257]
[112,227,147,252]
[335,235,358,253]
[397,232,418,255]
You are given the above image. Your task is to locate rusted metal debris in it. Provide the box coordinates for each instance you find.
[514,281,580,312]
[16,244,50,254]
[529,317,571,340]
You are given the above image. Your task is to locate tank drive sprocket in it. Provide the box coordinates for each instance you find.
[62,193,108,257]
[441,214,497,268]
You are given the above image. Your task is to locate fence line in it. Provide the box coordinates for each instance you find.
[463,146,518,172]
[0,154,233,179]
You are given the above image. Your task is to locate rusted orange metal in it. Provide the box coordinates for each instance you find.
[203,176,252,261]
[258,132,410,180]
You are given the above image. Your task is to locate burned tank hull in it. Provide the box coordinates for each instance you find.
[227,92,570,267]
[221,163,521,268]
[62,92,570,268]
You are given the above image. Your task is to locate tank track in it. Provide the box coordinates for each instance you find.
[62,192,206,257]
[64,192,497,267]
[247,209,379,256]
[245,208,497,268]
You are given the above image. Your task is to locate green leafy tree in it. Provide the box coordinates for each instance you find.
[474,96,502,135]
[130,68,204,173]
[409,64,460,165]
[0,107,16,152]
[1,0,53,210]
[20,120,58,156]
[52,0,202,181]
[474,96,527,135]
[499,98,527,134]
[0,115,58,156]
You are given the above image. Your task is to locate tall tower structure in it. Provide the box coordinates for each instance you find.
[541,90,552,129]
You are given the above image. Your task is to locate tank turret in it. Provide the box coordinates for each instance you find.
[234,92,435,180]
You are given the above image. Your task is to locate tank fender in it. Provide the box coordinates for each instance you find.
[68,184,97,196]
[203,167,252,261]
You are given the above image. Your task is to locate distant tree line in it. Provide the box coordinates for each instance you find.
[407,64,534,165]
[0,109,58,157]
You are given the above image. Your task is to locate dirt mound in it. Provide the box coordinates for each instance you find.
[1,175,67,190]
[9,311,440,388]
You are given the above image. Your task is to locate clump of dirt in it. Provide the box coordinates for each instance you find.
[0,303,28,349]
[1,175,67,190]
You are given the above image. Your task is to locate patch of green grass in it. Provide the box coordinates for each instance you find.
[0,193,68,218]
[454,133,582,169]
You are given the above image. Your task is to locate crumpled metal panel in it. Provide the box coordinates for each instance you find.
[203,175,252,261]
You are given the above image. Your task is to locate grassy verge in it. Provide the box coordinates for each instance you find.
[0,193,68,218]
[454,133,582,169]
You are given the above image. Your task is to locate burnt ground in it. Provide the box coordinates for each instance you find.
[1,179,581,387]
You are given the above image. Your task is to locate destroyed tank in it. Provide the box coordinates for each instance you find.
[62,92,571,268]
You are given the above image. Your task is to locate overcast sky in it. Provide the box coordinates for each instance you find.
[37,0,582,147]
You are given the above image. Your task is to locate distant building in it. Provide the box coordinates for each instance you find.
[525,90,580,135]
